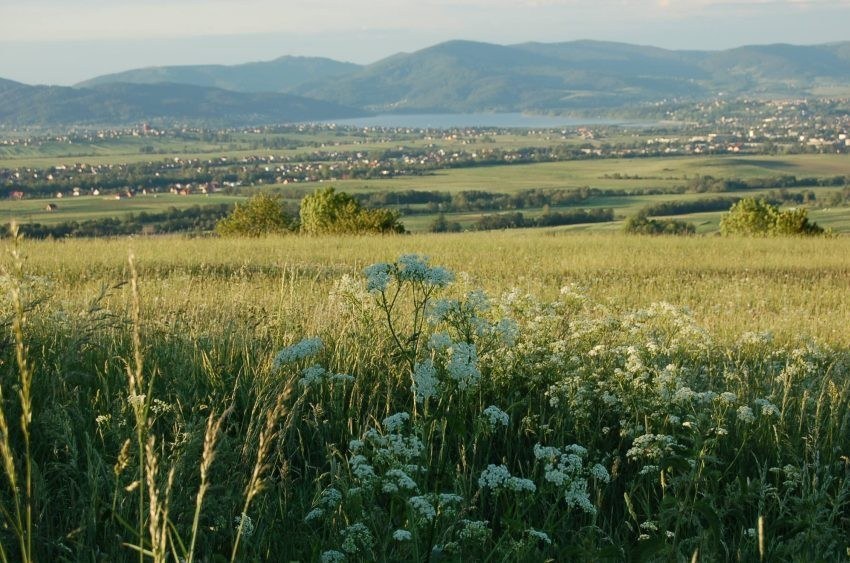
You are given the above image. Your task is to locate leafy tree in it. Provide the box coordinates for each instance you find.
[772,207,824,236]
[299,187,404,235]
[719,198,823,236]
[215,193,296,237]
[718,198,778,236]
[623,211,696,235]
[429,213,462,233]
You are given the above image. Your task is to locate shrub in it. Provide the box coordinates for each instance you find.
[299,187,405,235]
[215,193,296,237]
[719,198,823,236]
[624,212,696,235]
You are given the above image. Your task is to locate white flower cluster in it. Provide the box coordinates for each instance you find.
[481,405,510,430]
[341,522,373,554]
[382,412,410,433]
[304,508,324,522]
[737,405,756,424]
[396,254,454,287]
[299,364,326,387]
[393,529,412,542]
[626,434,677,462]
[589,463,611,483]
[273,336,323,367]
[719,391,737,404]
[233,513,254,538]
[672,386,717,405]
[458,519,491,543]
[533,443,598,514]
[408,495,437,522]
[412,359,439,403]
[364,263,391,293]
[428,332,453,351]
[534,443,586,486]
[755,398,781,418]
[446,342,481,390]
[364,255,454,294]
[320,550,346,563]
[477,464,536,493]
[304,487,343,522]
[527,528,552,545]
[382,468,419,494]
[405,492,465,524]
[298,364,354,388]
[427,298,457,325]
[494,317,519,346]
[350,454,377,481]
[345,412,426,504]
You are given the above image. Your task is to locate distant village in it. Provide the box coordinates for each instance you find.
[1,97,848,202]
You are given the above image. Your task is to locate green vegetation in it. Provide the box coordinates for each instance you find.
[1,233,849,561]
[623,212,696,235]
[215,194,295,237]
[299,187,404,235]
[4,150,850,236]
[5,204,232,238]
[719,197,824,236]
[472,208,614,231]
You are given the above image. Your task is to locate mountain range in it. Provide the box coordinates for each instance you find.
[3,40,850,126]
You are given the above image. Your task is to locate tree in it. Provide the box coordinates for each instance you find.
[623,211,695,235]
[429,213,462,233]
[299,187,404,235]
[719,197,823,236]
[215,193,296,237]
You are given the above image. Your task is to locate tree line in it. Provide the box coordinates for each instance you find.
[2,204,232,238]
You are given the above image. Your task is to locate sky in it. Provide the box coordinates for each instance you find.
[1,0,848,85]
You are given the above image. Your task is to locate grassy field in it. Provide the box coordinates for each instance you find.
[328,154,850,194]
[0,193,243,226]
[2,122,850,561]
[1,231,848,561]
[14,231,850,346]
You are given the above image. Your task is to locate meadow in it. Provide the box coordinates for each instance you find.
[1,230,849,561]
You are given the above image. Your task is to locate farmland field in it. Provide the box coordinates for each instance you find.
[4,153,850,233]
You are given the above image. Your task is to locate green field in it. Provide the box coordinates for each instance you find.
[4,153,849,233]
[14,231,850,346]
[1,231,849,561]
[329,154,849,193]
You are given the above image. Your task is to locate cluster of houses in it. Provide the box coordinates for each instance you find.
[3,102,848,204]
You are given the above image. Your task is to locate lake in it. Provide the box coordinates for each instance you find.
[318,112,643,129]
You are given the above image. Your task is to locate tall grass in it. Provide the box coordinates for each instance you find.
[0,232,848,560]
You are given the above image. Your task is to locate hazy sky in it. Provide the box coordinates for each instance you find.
[2,0,848,85]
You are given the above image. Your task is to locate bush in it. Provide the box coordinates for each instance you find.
[623,212,696,235]
[215,193,296,237]
[719,198,823,236]
[299,187,405,235]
